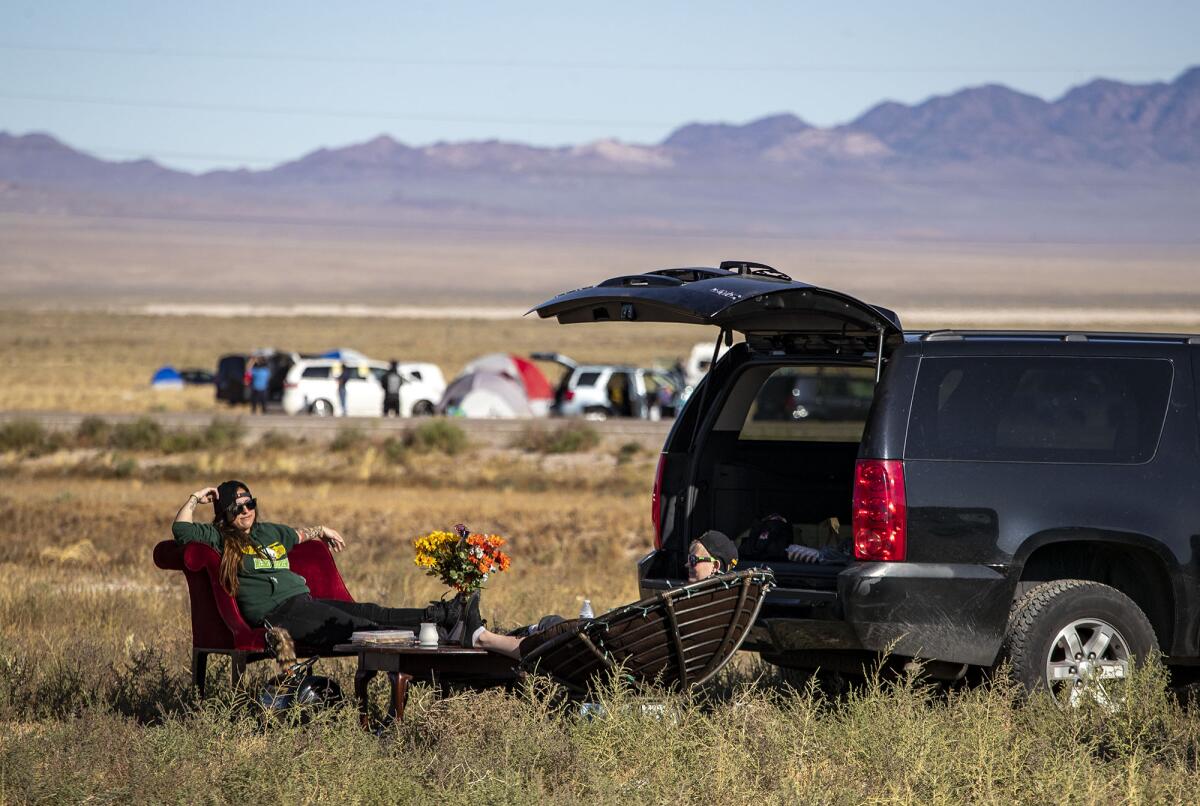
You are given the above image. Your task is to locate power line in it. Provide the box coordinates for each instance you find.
[0,90,676,129]
[0,42,1182,74]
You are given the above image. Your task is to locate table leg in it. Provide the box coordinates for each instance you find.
[387,672,413,722]
[354,668,377,730]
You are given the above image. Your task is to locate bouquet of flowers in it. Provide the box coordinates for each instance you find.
[412,523,511,593]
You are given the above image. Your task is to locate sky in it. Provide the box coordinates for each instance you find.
[1,0,1197,172]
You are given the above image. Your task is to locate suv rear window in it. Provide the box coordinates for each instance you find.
[907,356,1172,464]
[302,366,332,379]
[735,366,876,442]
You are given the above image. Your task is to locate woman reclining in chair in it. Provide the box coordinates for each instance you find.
[459,530,739,660]
[173,480,466,653]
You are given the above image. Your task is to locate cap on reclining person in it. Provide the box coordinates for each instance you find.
[696,529,738,572]
[214,479,252,520]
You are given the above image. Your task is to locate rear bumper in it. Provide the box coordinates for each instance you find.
[836,562,1015,666]
[640,560,1015,667]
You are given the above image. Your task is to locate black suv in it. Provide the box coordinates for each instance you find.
[534,261,1197,699]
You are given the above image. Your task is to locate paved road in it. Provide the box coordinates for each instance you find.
[0,410,672,448]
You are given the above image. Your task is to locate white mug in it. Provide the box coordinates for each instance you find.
[418,622,439,648]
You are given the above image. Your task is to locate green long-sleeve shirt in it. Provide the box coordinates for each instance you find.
[171,520,310,624]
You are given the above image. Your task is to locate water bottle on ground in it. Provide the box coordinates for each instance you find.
[580,599,594,619]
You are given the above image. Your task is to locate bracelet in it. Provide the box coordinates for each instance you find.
[188,494,199,504]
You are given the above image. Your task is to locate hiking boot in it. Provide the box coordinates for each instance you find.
[459,591,483,647]
[423,593,465,631]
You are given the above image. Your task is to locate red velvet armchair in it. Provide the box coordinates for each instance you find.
[153,539,355,695]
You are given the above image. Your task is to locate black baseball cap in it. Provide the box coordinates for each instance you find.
[215,479,252,519]
[694,529,738,572]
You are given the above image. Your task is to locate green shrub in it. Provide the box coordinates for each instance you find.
[330,427,366,452]
[0,419,49,453]
[513,422,600,454]
[108,418,165,451]
[405,420,468,455]
[381,436,408,465]
[616,441,642,464]
[202,417,245,449]
[110,456,138,478]
[258,430,299,450]
[75,416,112,447]
[160,431,204,454]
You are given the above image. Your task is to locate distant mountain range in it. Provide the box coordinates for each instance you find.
[1,67,1198,243]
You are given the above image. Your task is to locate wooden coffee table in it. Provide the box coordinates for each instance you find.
[333,642,519,728]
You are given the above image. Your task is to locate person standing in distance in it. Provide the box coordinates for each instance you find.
[249,358,271,414]
[382,360,403,417]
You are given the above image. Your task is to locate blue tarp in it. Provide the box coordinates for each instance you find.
[151,366,184,388]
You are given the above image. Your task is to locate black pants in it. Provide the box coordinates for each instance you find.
[262,594,427,653]
[383,394,400,416]
[250,389,268,413]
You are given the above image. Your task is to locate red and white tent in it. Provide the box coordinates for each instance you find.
[463,353,554,416]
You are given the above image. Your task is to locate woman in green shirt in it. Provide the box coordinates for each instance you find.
[173,479,458,652]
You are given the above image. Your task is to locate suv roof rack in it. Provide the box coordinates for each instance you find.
[717,260,793,282]
[920,330,1200,344]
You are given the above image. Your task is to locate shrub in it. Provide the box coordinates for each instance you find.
[0,419,49,453]
[616,441,642,465]
[258,430,299,450]
[405,420,468,455]
[513,422,600,454]
[110,456,138,478]
[108,418,165,451]
[202,417,245,449]
[331,427,367,452]
[75,416,112,447]
[381,436,408,465]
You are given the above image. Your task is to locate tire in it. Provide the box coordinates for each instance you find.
[309,399,335,417]
[583,407,609,421]
[1000,579,1156,705]
[411,400,435,416]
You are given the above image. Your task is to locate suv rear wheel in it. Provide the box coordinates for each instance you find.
[412,400,435,416]
[1000,580,1155,705]
[309,399,335,417]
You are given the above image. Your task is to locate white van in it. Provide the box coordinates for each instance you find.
[684,340,730,392]
[281,358,446,417]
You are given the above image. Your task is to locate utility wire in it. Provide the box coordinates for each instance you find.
[0,42,1180,74]
[0,90,676,129]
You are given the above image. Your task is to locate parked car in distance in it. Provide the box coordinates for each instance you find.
[215,351,294,406]
[179,368,215,386]
[534,259,1200,701]
[554,363,681,419]
[281,358,445,417]
[683,340,729,392]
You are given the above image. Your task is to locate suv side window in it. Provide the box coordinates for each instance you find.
[907,356,1173,464]
[301,366,332,379]
[574,371,602,387]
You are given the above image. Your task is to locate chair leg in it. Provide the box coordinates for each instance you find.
[192,650,209,699]
[231,651,248,690]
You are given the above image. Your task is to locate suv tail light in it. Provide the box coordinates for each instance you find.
[564,390,575,402]
[651,453,665,549]
[852,459,907,562]
[284,382,298,390]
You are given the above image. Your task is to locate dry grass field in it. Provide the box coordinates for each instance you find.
[6,308,1200,801]
[4,431,1200,802]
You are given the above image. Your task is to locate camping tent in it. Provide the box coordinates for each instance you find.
[150,366,184,389]
[437,371,533,418]
[464,354,554,416]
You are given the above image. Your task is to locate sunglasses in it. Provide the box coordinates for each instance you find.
[688,554,719,567]
[226,497,257,516]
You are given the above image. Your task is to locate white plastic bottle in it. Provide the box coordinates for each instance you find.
[580,599,594,619]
